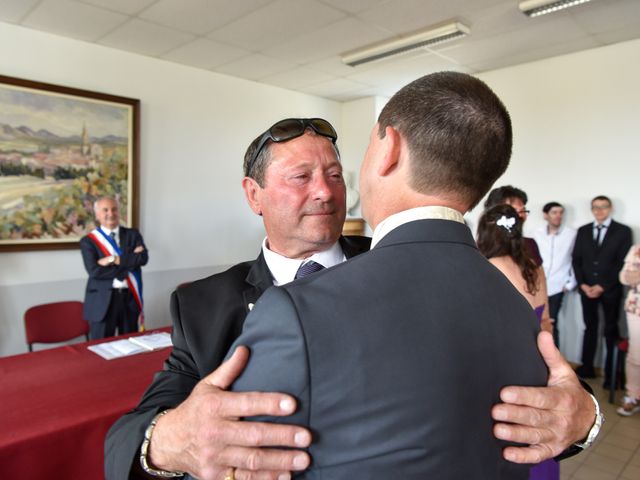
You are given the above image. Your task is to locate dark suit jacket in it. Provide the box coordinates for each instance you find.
[104,235,370,480]
[230,220,547,479]
[572,220,632,297]
[80,226,149,323]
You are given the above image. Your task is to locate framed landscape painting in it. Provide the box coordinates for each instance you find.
[0,75,139,252]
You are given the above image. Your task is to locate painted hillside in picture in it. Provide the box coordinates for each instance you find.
[0,77,137,250]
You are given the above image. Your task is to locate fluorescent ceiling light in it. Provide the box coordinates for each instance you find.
[519,0,594,17]
[341,21,470,67]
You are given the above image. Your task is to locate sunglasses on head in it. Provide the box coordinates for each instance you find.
[246,118,338,176]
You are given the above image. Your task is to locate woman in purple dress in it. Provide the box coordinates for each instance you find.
[478,204,557,480]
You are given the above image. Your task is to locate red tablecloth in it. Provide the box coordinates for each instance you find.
[0,328,171,479]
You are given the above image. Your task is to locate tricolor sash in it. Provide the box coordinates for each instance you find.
[87,227,145,331]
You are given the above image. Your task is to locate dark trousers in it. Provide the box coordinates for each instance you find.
[90,289,139,340]
[579,290,622,380]
[548,292,564,347]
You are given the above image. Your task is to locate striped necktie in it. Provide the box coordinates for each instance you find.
[295,260,325,279]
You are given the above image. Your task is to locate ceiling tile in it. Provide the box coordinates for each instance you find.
[22,0,128,41]
[570,0,640,35]
[207,0,346,51]
[443,16,589,66]
[215,53,296,81]
[319,0,391,15]
[263,17,390,64]
[357,0,501,35]
[305,56,377,77]
[260,66,334,90]
[3,0,640,102]
[469,35,600,73]
[139,0,273,35]
[162,38,251,69]
[79,0,157,15]
[346,51,468,94]
[595,24,640,46]
[300,77,373,98]
[0,0,40,23]
[98,18,196,56]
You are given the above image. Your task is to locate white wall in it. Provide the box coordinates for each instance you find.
[0,22,341,356]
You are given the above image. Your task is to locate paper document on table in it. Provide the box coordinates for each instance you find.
[88,332,173,360]
[128,332,173,350]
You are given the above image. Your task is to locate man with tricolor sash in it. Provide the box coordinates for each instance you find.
[80,196,148,339]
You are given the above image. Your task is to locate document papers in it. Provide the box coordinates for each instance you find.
[88,332,172,360]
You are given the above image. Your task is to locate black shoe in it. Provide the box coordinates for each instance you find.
[575,365,596,379]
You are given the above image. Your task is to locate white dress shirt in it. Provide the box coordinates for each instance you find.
[592,217,612,244]
[100,226,128,289]
[261,238,346,286]
[533,224,577,296]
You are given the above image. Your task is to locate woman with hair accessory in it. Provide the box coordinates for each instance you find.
[617,244,640,417]
[477,204,557,480]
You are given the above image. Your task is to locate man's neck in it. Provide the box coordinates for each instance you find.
[547,224,561,235]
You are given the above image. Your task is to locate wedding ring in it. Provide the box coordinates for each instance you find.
[224,468,236,480]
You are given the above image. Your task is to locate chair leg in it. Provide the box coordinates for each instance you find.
[28,344,33,353]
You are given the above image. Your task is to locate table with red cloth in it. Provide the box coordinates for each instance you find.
[0,328,171,479]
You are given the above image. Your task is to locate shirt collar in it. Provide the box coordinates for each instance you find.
[371,206,465,249]
[593,217,612,228]
[100,226,120,236]
[261,238,345,286]
[546,224,565,236]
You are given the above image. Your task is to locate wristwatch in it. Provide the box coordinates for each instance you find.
[574,394,604,450]
[105,255,116,265]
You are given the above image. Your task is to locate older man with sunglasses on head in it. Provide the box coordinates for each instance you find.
[106,116,599,480]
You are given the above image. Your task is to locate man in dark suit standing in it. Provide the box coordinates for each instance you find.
[106,112,599,479]
[573,195,632,386]
[80,196,148,339]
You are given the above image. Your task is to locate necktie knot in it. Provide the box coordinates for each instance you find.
[109,231,118,246]
[295,260,325,279]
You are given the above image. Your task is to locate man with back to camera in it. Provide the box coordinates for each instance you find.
[534,202,577,347]
[484,185,542,266]
[225,71,597,479]
[106,114,600,479]
[80,196,148,339]
[573,195,632,387]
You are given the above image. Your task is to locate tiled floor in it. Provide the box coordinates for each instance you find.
[560,378,640,479]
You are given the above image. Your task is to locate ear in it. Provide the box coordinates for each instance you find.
[376,125,402,177]
[242,177,263,216]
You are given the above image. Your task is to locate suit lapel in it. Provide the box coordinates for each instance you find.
[598,221,617,251]
[242,252,273,313]
[239,237,371,312]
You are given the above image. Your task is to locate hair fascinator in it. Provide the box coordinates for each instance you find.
[496,215,516,233]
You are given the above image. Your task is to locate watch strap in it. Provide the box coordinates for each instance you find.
[573,393,604,450]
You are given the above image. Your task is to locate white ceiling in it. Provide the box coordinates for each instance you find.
[2,0,639,101]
